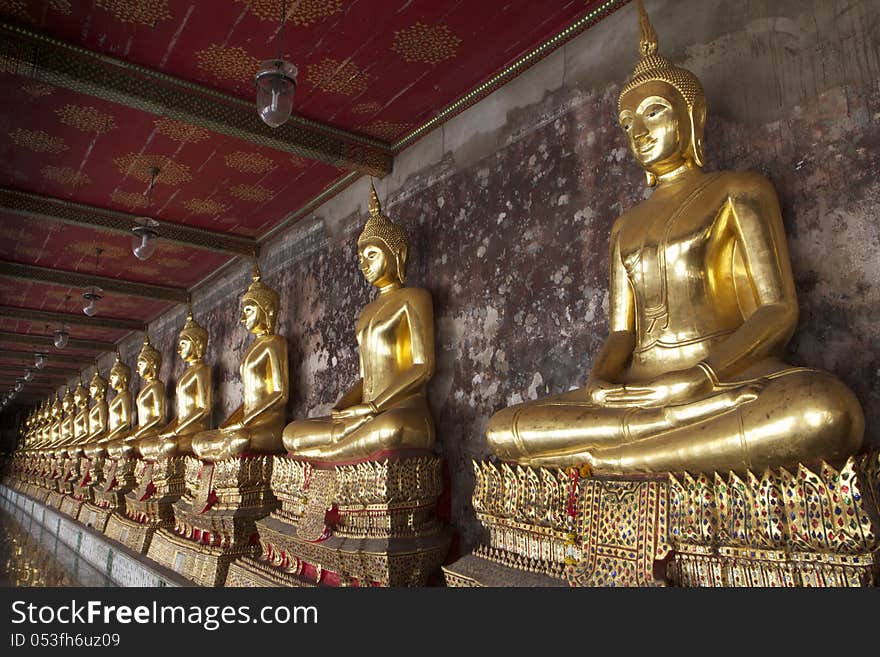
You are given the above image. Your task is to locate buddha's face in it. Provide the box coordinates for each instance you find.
[178,336,193,360]
[137,356,152,379]
[241,301,267,334]
[619,82,689,175]
[359,240,396,287]
[109,370,127,391]
[62,396,72,413]
[89,381,105,400]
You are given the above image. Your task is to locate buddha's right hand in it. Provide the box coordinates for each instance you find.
[583,378,627,405]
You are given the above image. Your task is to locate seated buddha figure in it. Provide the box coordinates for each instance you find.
[76,371,109,486]
[60,379,90,480]
[283,183,436,462]
[191,266,288,461]
[106,336,167,460]
[486,1,864,475]
[83,353,132,462]
[139,309,212,460]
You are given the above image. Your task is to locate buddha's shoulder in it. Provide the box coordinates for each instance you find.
[393,286,433,307]
[709,170,778,198]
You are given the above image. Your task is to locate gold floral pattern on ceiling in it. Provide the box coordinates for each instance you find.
[153,117,210,143]
[54,104,117,134]
[113,153,192,185]
[94,0,172,28]
[48,0,71,14]
[306,58,370,96]
[128,263,161,277]
[182,198,227,215]
[358,120,415,141]
[288,154,310,167]
[0,0,32,23]
[392,22,462,65]
[110,190,148,208]
[235,0,342,26]
[40,166,90,187]
[21,83,54,97]
[9,128,68,154]
[229,184,274,202]
[153,257,190,269]
[69,242,127,260]
[195,44,260,83]
[224,151,275,174]
[352,101,382,115]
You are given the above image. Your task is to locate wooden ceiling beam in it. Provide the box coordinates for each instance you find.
[0,22,392,177]
[0,188,256,256]
[0,304,144,332]
[0,330,115,352]
[0,261,187,303]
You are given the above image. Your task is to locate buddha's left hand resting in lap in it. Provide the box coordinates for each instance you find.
[485,0,864,475]
[191,266,288,462]
[283,182,436,463]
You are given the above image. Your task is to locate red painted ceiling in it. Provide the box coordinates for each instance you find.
[0,0,621,403]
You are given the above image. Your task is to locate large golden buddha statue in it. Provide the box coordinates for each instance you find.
[75,371,109,487]
[486,1,864,475]
[191,265,288,461]
[106,336,167,460]
[139,309,212,460]
[83,352,132,462]
[283,182,436,462]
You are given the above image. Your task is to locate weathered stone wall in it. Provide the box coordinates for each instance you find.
[92,0,880,551]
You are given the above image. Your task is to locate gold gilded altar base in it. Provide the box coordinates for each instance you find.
[147,455,277,586]
[226,455,452,587]
[443,453,880,587]
[103,456,187,553]
[79,456,138,533]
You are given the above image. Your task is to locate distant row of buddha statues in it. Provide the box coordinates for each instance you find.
[13,0,866,494]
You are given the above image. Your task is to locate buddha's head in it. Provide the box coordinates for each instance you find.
[618,0,705,186]
[61,386,74,414]
[178,308,208,363]
[109,350,131,392]
[136,334,162,381]
[89,370,108,401]
[51,396,62,419]
[357,181,408,289]
[73,379,88,410]
[240,263,279,336]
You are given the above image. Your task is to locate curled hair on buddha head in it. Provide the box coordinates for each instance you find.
[619,0,706,184]
[241,261,280,334]
[137,333,162,375]
[358,179,409,285]
[179,305,208,360]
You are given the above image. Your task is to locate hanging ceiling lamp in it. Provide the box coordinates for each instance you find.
[82,247,104,317]
[23,368,33,382]
[132,166,160,260]
[255,0,297,128]
[34,352,47,369]
[54,297,71,348]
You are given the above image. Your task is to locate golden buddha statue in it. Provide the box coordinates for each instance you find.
[71,379,90,445]
[139,309,212,460]
[485,0,864,475]
[106,336,167,460]
[86,371,110,444]
[283,182,436,462]
[73,372,109,488]
[83,352,132,461]
[191,265,288,461]
[58,386,75,447]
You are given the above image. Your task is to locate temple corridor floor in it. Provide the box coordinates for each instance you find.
[0,499,116,587]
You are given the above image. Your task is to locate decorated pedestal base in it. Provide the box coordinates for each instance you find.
[226,454,452,587]
[80,456,138,534]
[104,457,186,553]
[147,455,276,586]
[443,453,880,587]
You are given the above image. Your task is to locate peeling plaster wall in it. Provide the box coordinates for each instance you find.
[97,0,880,551]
